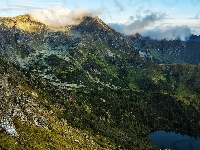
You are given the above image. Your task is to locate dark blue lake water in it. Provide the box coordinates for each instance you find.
[150,130,200,150]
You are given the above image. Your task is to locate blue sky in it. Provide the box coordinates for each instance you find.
[1,0,200,35]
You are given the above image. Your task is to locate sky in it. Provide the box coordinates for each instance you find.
[1,0,200,39]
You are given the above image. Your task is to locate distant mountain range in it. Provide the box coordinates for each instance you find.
[187,34,200,42]
[0,14,200,149]
[125,33,200,64]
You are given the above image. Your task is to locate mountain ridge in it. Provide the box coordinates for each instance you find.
[0,14,200,149]
[126,33,200,64]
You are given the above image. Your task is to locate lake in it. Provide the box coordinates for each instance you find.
[150,130,200,150]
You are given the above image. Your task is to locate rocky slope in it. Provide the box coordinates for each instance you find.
[0,14,200,149]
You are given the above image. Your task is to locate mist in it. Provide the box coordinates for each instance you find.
[29,6,100,28]
[141,25,191,41]
[109,12,192,41]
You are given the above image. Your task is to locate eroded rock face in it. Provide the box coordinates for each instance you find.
[0,115,18,136]
[0,76,18,136]
[0,73,50,136]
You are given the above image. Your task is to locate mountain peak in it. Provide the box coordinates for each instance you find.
[75,16,114,33]
[0,14,47,32]
[0,14,112,33]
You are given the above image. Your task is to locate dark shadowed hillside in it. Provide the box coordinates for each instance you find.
[126,33,200,64]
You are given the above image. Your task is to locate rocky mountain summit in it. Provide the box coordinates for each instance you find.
[0,14,200,149]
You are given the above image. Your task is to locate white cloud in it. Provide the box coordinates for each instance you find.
[109,12,166,35]
[29,6,101,27]
[141,25,191,40]
[108,12,193,40]
[29,6,88,27]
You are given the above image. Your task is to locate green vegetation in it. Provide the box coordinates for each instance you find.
[0,15,200,150]
[1,56,200,149]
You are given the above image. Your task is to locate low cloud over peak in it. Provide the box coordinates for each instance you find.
[29,6,100,28]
